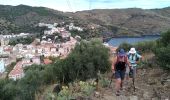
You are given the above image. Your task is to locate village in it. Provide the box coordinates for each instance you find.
[0,22,84,80]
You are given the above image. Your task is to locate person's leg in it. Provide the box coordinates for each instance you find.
[133,67,137,79]
[132,67,137,91]
[115,78,121,92]
[120,70,125,90]
[115,71,121,95]
[125,66,130,81]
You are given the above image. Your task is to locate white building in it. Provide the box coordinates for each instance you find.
[0,59,5,73]
[32,57,41,65]
[0,47,3,55]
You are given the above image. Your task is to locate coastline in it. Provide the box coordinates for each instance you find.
[103,34,161,42]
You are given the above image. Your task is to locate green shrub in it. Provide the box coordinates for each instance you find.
[55,81,96,99]
[54,39,111,83]
[134,41,156,53]
[154,30,170,70]
[0,39,110,99]
[117,42,132,52]
[118,41,156,53]
[99,77,110,88]
[155,45,170,69]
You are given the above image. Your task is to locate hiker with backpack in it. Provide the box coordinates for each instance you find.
[128,48,142,78]
[127,48,142,91]
[112,49,130,96]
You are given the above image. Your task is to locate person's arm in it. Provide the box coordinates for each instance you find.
[125,55,131,68]
[136,53,142,64]
[112,56,117,73]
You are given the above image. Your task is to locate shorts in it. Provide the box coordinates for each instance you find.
[115,70,125,80]
[129,67,137,78]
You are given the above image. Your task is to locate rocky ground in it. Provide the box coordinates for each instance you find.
[91,67,170,100]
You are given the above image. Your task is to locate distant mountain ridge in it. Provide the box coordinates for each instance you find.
[73,7,170,36]
[0,4,170,37]
[0,4,69,34]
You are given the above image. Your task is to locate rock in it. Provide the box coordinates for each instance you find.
[148,79,157,85]
[94,91,100,98]
[129,96,138,100]
[151,97,159,100]
[164,81,170,88]
[143,91,151,99]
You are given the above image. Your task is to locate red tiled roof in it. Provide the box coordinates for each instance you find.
[13,61,23,69]
[9,68,23,76]
[4,48,12,52]
[44,58,52,65]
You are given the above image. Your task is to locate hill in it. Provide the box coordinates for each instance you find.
[74,7,170,37]
[0,5,170,37]
[0,4,69,34]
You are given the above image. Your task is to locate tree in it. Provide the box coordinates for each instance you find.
[154,30,170,70]
[117,42,132,52]
[53,39,111,83]
[0,79,19,100]
[18,65,45,100]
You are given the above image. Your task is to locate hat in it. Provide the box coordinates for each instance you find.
[129,48,136,54]
[118,49,126,56]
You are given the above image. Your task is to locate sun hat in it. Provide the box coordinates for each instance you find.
[118,48,126,56]
[129,48,136,54]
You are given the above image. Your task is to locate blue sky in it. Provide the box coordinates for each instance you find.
[0,0,170,12]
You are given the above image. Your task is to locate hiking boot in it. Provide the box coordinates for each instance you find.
[115,91,120,96]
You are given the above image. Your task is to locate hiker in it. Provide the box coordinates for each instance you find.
[127,48,142,80]
[112,49,129,96]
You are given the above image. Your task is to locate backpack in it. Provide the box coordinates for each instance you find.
[128,53,139,61]
[115,55,127,71]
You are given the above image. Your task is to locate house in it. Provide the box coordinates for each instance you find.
[19,33,29,36]
[0,47,3,55]
[43,52,51,57]
[52,52,60,57]
[26,45,34,49]
[37,47,43,54]
[1,38,9,46]
[60,31,71,39]
[68,23,83,31]
[8,61,24,80]
[44,47,51,53]
[22,58,30,64]
[44,58,52,65]
[41,40,48,44]
[22,58,33,67]
[0,59,5,73]
[51,47,57,52]
[15,44,23,53]
[3,46,12,55]
[8,69,24,81]
[32,57,41,65]
[24,53,34,58]
[38,23,46,27]
[58,48,65,56]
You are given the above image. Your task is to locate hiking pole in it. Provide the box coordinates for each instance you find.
[109,72,115,88]
[132,77,135,92]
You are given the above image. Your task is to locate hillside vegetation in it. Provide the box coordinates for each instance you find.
[0,4,69,34]
[1,5,170,38]
[0,39,111,100]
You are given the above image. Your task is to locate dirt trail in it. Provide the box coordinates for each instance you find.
[92,67,170,100]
